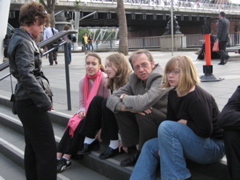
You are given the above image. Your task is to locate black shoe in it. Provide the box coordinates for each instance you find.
[55,60,58,65]
[77,144,92,155]
[120,150,140,167]
[224,55,229,64]
[57,158,71,173]
[77,140,99,155]
[218,62,225,65]
[99,147,120,160]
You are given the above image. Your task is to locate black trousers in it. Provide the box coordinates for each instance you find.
[81,96,119,141]
[16,99,56,180]
[57,120,85,156]
[47,44,57,65]
[115,108,166,150]
[224,130,240,180]
[217,41,228,63]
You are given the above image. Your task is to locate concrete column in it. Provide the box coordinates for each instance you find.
[74,11,80,50]
[0,0,11,62]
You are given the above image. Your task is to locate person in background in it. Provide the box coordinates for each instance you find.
[130,55,225,180]
[216,11,230,65]
[106,49,169,167]
[62,24,72,64]
[57,52,111,173]
[88,34,94,52]
[8,2,56,179]
[218,86,240,180]
[234,23,239,46]
[43,19,58,65]
[78,53,132,160]
[82,33,88,52]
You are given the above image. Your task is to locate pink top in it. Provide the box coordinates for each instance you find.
[78,71,111,113]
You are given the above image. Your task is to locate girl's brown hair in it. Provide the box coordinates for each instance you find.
[162,55,200,92]
[106,53,132,90]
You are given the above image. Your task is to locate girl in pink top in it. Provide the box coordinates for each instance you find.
[56,52,111,172]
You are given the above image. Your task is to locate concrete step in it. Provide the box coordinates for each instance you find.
[0,97,111,180]
[0,95,231,180]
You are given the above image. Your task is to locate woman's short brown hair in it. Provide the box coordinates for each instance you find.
[162,55,200,92]
[19,2,48,26]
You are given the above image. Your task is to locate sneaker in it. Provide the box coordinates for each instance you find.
[57,158,71,173]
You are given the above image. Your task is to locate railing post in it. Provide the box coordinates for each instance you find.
[64,43,72,110]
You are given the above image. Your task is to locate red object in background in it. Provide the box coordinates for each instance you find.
[204,34,211,66]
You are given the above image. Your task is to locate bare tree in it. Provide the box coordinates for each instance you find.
[39,0,56,27]
[116,0,128,55]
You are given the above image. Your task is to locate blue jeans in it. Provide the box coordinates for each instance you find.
[130,121,225,180]
[88,43,94,51]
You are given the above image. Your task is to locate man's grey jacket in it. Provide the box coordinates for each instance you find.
[106,64,169,117]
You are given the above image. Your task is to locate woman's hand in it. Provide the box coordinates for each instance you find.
[95,129,102,142]
[178,119,187,125]
[78,111,86,118]
[48,107,54,111]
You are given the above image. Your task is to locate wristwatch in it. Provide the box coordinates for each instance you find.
[120,94,125,101]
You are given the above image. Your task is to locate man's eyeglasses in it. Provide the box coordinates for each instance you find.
[133,63,149,71]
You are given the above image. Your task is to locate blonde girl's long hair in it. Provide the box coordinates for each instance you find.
[106,53,132,90]
[162,55,200,92]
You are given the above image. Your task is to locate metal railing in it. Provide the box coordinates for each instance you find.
[0,30,77,110]
[71,33,239,51]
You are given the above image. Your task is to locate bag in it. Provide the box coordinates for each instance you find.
[10,94,17,115]
[212,41,219,52]
[68,34,76,43]
[72,36,76,43]
[51,28,61,47]
[36,75,53,102]
[67,34,73,40]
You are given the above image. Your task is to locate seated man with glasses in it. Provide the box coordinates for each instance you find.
[106,49,170,166]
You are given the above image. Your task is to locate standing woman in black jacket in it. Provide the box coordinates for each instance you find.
[8,2,56,180]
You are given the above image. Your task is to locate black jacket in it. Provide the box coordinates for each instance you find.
[218,86,240,131]
[8,28,52,112]
[217,17,230,42]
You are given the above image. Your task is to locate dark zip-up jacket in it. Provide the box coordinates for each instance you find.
[8,28,52,112]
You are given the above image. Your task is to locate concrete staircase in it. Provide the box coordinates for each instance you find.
[0,95,230,180]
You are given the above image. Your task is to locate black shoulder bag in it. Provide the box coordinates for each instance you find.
[10,74,17,115]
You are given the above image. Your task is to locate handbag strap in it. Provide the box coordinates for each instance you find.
[10,73,14,94]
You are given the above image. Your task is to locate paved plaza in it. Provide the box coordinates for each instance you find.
[1,50,240,116]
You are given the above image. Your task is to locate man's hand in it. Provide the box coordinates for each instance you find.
[118,143,129,153]
[137,107,152,116]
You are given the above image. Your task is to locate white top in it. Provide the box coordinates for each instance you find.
[43,27,58,40]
